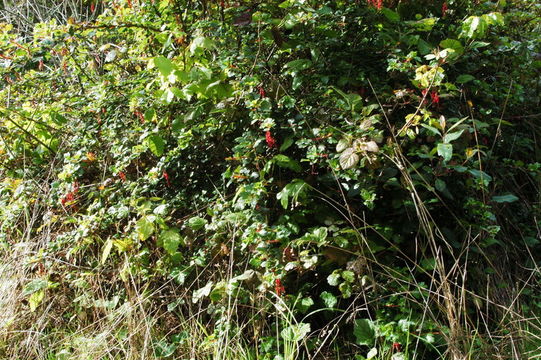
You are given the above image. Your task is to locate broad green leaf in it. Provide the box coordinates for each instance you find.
[439,38,464,56]
[153,56,176,77]
[320,291,337,308]
[272,154,301,172]
[336,138,350,153]
[136,216,154,241]
[23,279,48,296]
[381,8,400,23]
[280,136,294,152]
[187,216,207,230]
[101,238,114,265]
[29,289,45,312]
[281,323,311,342]
[189,36,215,55]
[456,74,475,83]
[339,148,359,169]
[354,319,376,346]
[443,129,464,143]
[160,228,183,255]
[297,297,314,313]
[277,179,308,209]
[492,194,519,203]
[192,281,213,303]
[327,272,341,286]
[284,59,312,73]
[146,135,165,156]
[437,143,453,162]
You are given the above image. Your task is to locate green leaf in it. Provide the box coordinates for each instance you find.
[146,135,165,156]
[187,216,207,230]
[279,136,294,152]
[281,323,311,342]
[320,291,337,308]
[192,281,213,303]
[101,238,114,265]
[136,216,155,241]
[491,194,519,203]
[437,143,453,162]
[29,289,45,312]
[381,8,400,22]
[367,348,378,359]
[339,148,359,169]
[277,179,308,209]
[443,129,464,143]
[336,138,350,153]
[354,319,376,346]
[153,56,176,77]
[341,270,355,283]
[189,36,215,55]
[272,154,301,172]
[297,297,314,313]
[23,279,48,296]
[439,39,464,56]
[284,59,312,73]
[327,272,341,286]
[160,228,183,255]
[456,74,475,83]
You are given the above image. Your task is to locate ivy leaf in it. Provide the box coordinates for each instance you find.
[437,143,453,162]
[146,135,165,156]
[136,216,155,241]
[160,228,183,255]
[354,319,376,346]
[339,148,359,169]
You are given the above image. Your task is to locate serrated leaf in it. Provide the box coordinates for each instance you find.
[146,135,165,156]
[354,319,376,346]
[327,272,341,286]
[320,291,337,308]
[359,140,379,153]
[339,148,359,169]
[437,143,453,162]
[136,216,154,241]
[160,228,183,255]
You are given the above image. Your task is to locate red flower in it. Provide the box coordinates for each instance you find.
[163,171,171,187]
[118,171,126,182]
[368,0,383,10]
[430,91,440,104]
[258,86,266,98]
[275,278,285,296]
[442,2,448,17]
[392,342,402,352]
[265,130,278,148]
[90,3,95,12]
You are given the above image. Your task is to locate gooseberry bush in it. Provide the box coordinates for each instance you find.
[1,0,540,359]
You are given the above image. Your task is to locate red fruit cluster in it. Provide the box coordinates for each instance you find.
[442,2,449,17]
[61,182,79,206]
[367,0,383,10]
[265,130,278,148]
[275,278,285,296]
[163,170,171,187]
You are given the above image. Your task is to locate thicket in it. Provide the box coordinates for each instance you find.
[1,0,541,359]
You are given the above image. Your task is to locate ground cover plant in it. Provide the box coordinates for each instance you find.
[1,0,541,359]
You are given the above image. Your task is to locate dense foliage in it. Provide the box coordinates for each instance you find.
[1,0,540,359]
